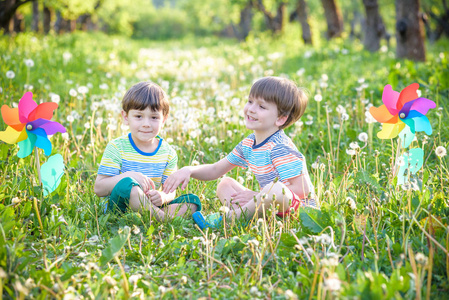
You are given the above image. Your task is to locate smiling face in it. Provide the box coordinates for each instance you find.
[243,97,288,142]
[122,107,166,151]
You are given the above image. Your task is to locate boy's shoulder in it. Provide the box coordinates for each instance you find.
[159,138,177,156]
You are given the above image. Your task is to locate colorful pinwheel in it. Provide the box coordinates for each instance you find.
[0,92,66,158]
[369,83,436,148]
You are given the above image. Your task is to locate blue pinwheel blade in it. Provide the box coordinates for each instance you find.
[17,132,37,158]
[33,128,53,156]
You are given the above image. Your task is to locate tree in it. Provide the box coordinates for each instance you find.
[423,0,449,42]
[321,0,343,39]
[32,0,39,32]
[362,0,386,52]
[290,0,312,44]
[253,0,286,34]
[231,1,253,40]
[396,0,426,61]
[0,0,34,33]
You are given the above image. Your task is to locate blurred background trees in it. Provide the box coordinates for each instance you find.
[1,0,448,61]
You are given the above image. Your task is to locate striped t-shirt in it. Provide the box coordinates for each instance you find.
[226,130,314,192]
[98,133,177,189]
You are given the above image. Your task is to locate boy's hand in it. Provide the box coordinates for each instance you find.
[147,190,164,207]
[163,167,192,193]
[126,171,155,193]
[230,190,258,206]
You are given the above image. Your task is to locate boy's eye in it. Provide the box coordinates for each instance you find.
[260,105,266,109]
[248,100,253,104]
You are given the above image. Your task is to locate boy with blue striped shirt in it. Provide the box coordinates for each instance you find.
[94,81,200,221]
[163,76,316,229]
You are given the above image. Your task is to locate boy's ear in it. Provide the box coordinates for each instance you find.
[275,114,288,127]
[162,114,168,124]
[121,110,129,124]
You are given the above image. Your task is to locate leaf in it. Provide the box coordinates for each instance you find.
[299,208,330,234]
[99,227,130,266]
[355,169,381,191]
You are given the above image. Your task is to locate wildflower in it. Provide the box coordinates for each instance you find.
[324,276,342,291]
[311,162,319,169]
[69,89,77,97]
[285,289,298,300]
[84,122,90,129]
[346,149,356,156]
[132,225,140,235]
[180,276,187,285]
[24,59,34,67]
[63,52,72,62]
[336,105,346,114]
[435,146,447,158]
[321,74,329,81]
[415,253,428,265]
[250,286,259,294]
[50,93,60,104]
[103,275,117,286]
[341,113,349,121]
[99,83,109,90]
[219,206,230,214]
[238,176,244,185]
[365,110,377,123]
[191,160,200,166]
[129,274,142,285]
[296,68,305,76]
[78,86,88,94]
[158,286,166,293]
[248,239,260,247]
[314,94,323,102]
[358,132,368,143]
[349,142,360,150]
[67,115,75,123]
[6,71,15,79]
[346,197,356,210]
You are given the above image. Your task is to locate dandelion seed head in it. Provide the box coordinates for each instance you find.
[435,146,447,158]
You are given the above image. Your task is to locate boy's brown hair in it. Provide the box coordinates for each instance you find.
[122,81,169,117]
[249,76,308,129]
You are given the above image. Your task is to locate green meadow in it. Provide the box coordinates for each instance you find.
[0,31,448,298]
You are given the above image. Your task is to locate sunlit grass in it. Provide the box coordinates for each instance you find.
[0,31,448,298]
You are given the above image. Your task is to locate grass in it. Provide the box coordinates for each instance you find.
[0,31,448,299]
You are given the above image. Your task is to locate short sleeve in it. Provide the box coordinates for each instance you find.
[161,147,178,184]
[226,141,248,169]
[271,144,304,181]
[98,141,122,176]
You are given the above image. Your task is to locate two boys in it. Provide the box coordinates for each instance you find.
[95,77,316,225]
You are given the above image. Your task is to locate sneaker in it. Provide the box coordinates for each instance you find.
[192,211,222,230]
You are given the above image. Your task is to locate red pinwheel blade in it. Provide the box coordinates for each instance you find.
[28,102,59,121]
[397,83,419,109]
[18,92,38,123]
[382,85,400,115]
[1,105,24,131]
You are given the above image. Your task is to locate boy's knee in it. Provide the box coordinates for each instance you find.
[129,186,145,211]
[260,181,292,204]
[217,177,236,191]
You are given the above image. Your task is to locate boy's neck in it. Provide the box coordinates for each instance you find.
[253,128,280,146]
[131,135,160,153]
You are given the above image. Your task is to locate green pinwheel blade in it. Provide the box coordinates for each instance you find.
[17,132,37,158]
[41,154,65,196]
[396,148,424,185]
[398,125,415,148]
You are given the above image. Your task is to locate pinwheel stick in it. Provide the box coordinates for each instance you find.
[34,147,42,187]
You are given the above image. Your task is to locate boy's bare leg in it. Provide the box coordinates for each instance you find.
[225,181,293,221]
[128,186,197,222]
[216,177,252,209]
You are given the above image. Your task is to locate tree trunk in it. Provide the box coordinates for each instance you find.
[321,0,343,39]
[253,0,286,34]
[43,6,51,34]
[396,0,426,61]
[0,0,33,33]
[297,0,312,44]
[238,2,253,40]
[362,0,385,52]
[32,0,39,32]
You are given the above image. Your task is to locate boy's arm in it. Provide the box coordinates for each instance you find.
[163,158,235,193]
[284,174,311,199]
[94,172,155,197]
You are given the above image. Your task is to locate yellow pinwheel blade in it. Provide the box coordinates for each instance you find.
[377,122,406,139]
[0,126,28,144]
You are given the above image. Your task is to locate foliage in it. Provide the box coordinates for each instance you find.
[0,31,448,298]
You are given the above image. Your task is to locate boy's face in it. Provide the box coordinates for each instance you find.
[244,97,288,133]
[122,107,167,147]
